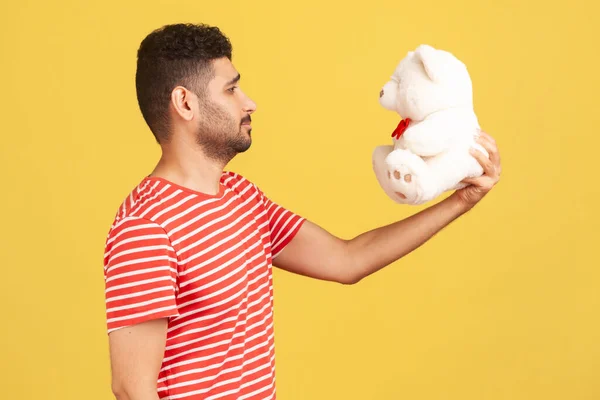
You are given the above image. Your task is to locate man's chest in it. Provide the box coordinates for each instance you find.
[170,199,274,312]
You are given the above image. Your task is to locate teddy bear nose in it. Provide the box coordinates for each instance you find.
[379,89,384,98]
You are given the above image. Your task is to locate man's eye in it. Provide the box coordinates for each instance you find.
[228,86,238,93]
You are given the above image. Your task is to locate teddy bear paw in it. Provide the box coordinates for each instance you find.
[384,149,431,204]
[386,164,418,201]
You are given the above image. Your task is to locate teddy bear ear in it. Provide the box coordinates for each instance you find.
[415,44,443,83]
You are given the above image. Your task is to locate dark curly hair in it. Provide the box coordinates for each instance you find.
[135,23,233,143]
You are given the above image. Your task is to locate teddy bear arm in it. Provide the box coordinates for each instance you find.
[402,119,453,157]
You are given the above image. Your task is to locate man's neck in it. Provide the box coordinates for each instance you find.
[150,142,226,196]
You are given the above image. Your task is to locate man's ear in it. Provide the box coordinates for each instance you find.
[171,86,197,122]
[415,44,443,83]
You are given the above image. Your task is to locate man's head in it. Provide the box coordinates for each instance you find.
[135,23,256,164]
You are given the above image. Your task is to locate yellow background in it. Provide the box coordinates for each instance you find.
[1,0,598,399]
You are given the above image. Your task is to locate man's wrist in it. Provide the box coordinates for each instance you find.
[444,192,474,216]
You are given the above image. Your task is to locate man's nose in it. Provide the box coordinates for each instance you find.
[244,97,257,114]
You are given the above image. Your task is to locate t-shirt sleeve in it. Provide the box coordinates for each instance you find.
[103,217,180,334]
[260,192,306,258]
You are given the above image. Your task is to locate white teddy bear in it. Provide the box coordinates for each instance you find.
[372,44,489,205]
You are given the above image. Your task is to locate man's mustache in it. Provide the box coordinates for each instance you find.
[241,115,252,124]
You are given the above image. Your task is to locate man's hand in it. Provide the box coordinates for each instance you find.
[451,130,502,210]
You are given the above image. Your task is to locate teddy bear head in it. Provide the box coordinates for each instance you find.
[379,44,473,121]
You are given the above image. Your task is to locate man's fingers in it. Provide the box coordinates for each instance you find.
[470,148,496,177]
[464,130,501,191]
[478,130,496,146]
[476,131,501,173]
[462,176,495,192]
[461,177,479,185]
[475,134,497,156]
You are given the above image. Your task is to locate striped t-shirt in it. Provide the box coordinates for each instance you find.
[103,171,305,399]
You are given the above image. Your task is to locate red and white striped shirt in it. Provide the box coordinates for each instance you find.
[103,171,305,399]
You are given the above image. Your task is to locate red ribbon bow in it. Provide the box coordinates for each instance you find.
[391,118,412,140]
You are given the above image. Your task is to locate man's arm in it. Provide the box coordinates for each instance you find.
[273,195,467,284]
[273,131,501,284]
[103,218,181,400]
[109,319,168,400]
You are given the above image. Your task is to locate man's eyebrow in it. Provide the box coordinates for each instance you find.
[226,73,241,86]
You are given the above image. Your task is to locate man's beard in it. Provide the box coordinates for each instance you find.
[195,99,252,165]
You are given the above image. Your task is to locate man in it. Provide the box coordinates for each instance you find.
[104,23,501,400]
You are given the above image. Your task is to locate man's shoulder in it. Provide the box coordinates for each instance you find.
[221,170,264,196]
[221,170,252,185]
[105,172,265,237]
[106,177,171,234]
